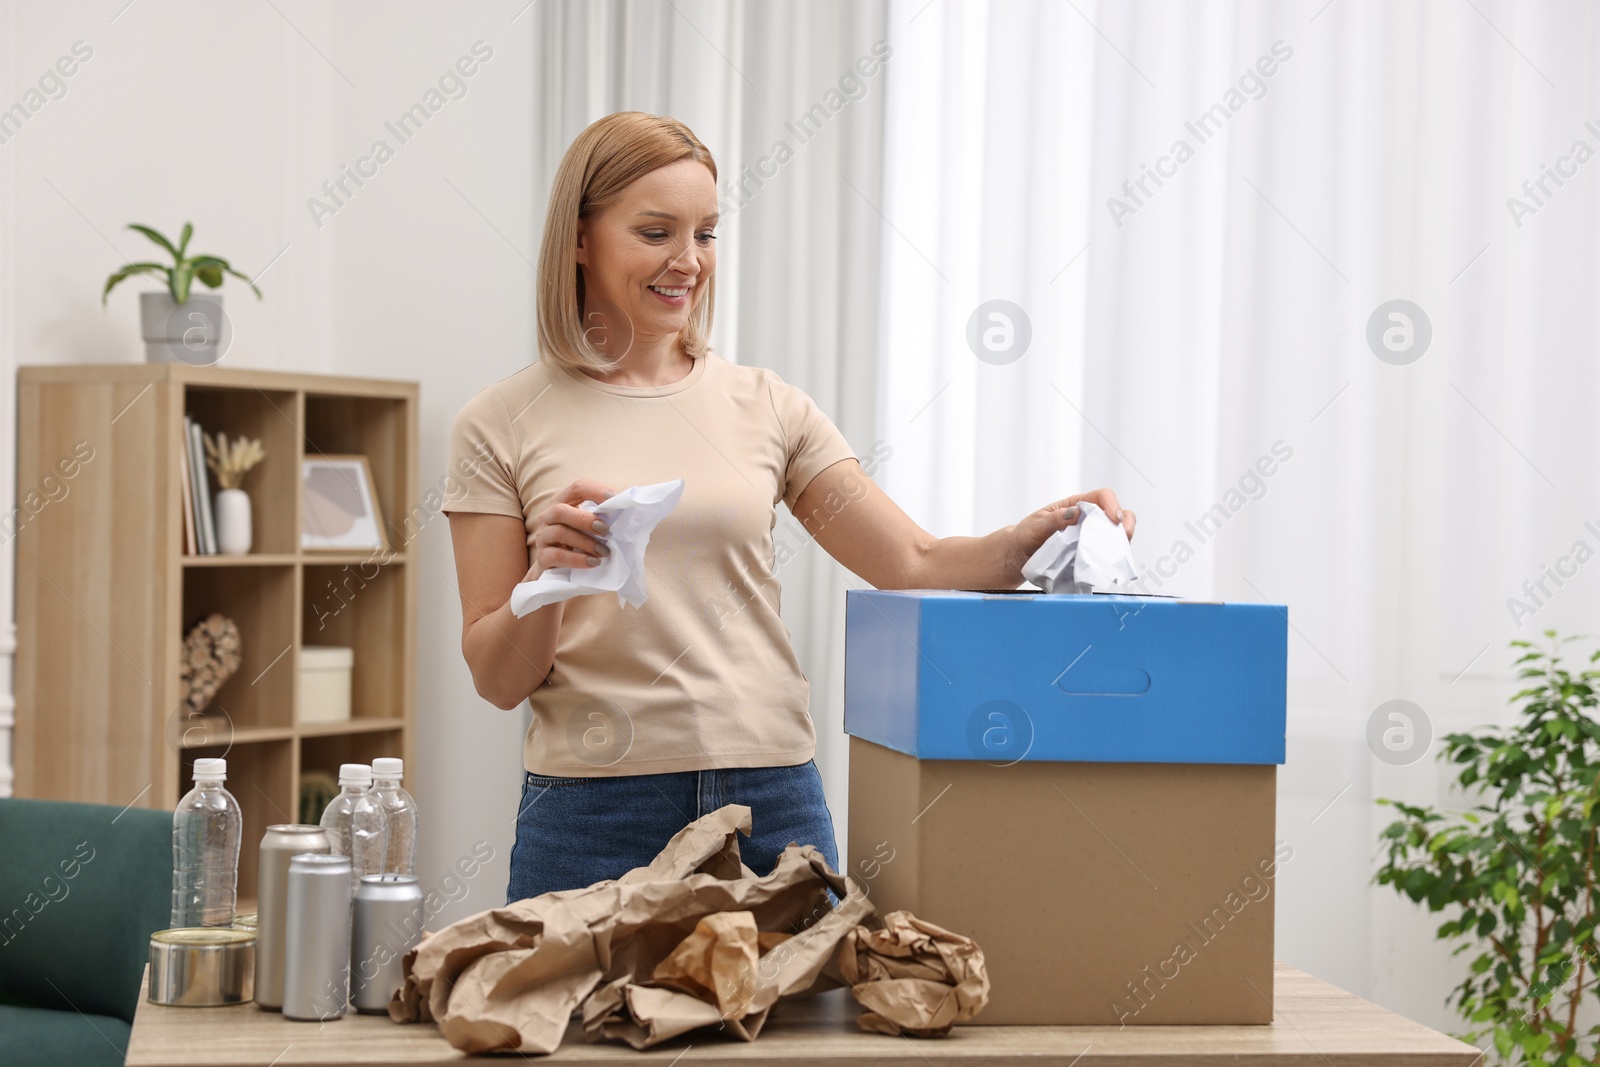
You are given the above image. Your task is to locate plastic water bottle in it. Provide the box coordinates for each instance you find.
[171,757,243,928]
[319,763,388,892]
[371,757,418,877]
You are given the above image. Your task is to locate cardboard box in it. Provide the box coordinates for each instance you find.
[844,590,1287,1026]
[298,644,353,724]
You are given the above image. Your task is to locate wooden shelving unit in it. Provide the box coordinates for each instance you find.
[13,364,418,903]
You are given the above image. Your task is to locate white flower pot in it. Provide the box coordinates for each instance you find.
[214,488,253,555]
[140,291,232,365]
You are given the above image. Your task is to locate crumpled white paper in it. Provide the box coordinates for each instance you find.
[509,479,685,617]
[1021,499,1138,594]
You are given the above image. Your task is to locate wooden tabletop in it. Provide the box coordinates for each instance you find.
[124,961,1482,1065]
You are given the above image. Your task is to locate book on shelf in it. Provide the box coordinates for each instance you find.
[179,417,196,555]
[186,415,217,555]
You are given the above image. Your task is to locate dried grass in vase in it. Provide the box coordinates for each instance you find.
[203,432,265,489]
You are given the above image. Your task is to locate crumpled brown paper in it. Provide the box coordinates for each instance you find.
[388,803,989,1053]
[837,910,990,1037]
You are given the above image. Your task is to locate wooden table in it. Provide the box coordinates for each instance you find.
[125,961,1482,1065]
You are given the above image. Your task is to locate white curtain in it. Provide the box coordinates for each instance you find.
[878,0,1600,1033]
[526,0,889,830]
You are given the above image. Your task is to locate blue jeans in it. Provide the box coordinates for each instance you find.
[506,759,841,903]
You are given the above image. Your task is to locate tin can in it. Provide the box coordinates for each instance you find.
[350,875,425,1014]
[255,824,331,1011]
[148,928,255,1006]
[281,852,352,1021]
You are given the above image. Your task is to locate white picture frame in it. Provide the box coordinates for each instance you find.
[301,454,389,552]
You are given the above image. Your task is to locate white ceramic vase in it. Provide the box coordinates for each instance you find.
[214,488,253,555]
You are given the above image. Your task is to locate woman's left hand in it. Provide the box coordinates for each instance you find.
[1009,488,1136,570]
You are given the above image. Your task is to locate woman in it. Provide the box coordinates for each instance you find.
[445,112,1137,904]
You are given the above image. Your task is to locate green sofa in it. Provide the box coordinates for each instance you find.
[0,797,172,1067]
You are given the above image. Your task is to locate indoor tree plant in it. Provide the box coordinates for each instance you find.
[1375,632,1600,1066]
[101,222,262,364]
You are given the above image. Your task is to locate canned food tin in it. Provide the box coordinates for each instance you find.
[255,824,331,1011]
[149,928,256,1006]
[281,853,352,1022]
[350,875,425,1014]
[232,912,257,933]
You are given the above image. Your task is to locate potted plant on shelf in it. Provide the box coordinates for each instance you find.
[101,222,262,365]
[1374,632,1600,1066]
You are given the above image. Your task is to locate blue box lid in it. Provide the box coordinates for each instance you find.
[843,589,1287,765]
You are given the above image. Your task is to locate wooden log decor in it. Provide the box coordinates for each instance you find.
[179,613,243,716]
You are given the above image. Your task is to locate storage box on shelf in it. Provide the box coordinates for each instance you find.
[298,646,354,724]
[843,588,1288,1026]
[302,559,406,725]
[14,364,418,905]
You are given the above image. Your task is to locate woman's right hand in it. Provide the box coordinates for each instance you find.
[530,479,617,575]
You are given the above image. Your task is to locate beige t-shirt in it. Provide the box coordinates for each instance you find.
[445,351,858,776]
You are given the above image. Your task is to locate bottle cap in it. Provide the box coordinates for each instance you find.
[337,763,372,785]
[193,758,227,782]
[372,757,403,779]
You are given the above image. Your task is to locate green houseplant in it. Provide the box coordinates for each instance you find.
[1375,633,1600,1066]
[101,222,261,364]
[101,222,261,305]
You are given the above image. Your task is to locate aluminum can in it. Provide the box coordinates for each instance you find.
[350,875,425,1013]
[281,852,352,1021]
[148,928,255,1006]
[254,824,331,1010]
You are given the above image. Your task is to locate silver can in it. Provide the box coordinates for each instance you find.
[350,875,425,1014]
[281,852,352,1021]
[148,928,255,1006]
[255,824,330,1011]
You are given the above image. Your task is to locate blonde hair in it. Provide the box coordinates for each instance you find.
[537,112,719,374]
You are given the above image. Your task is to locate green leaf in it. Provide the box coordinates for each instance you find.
[1374,633,1600,1054]
[177,221,193,257]
[127,224,179,262]
[227,265,262,298]
[189,255,263,299]
[171,260,194,303]
[101,263,169,304]
[1494,1027,1513,1058]
[195,264,223,288]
